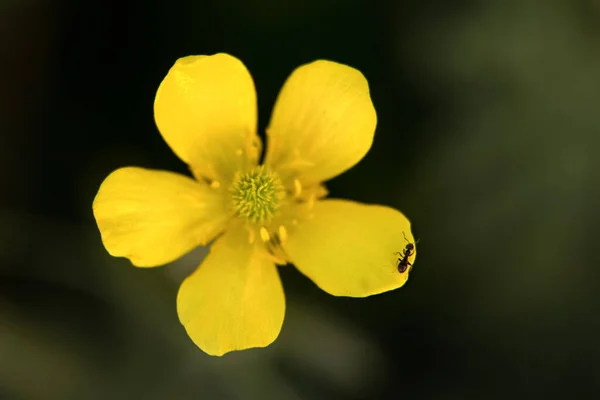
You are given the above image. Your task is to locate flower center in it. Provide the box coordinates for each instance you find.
[231,166,284,224]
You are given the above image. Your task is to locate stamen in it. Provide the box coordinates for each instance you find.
[260,227,271,242]
[278,225,288,245]
[307,194,316,210]
[293,179,302,197]
[245,136,261,163]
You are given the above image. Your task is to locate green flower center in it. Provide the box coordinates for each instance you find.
[231,166,284,224]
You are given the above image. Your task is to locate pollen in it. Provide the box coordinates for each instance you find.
[231,166,284,224]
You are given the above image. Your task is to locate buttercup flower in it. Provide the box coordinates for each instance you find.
[93,53,416,356]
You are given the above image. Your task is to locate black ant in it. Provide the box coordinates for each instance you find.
[395,232,419,273]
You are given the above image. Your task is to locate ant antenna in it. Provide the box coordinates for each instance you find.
[403,231,420,245]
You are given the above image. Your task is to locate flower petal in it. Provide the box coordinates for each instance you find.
[154,54,261,183]
[284,199,415,297]
[177,226,285,356]
[93,167,230,267]
[264,60,376,186]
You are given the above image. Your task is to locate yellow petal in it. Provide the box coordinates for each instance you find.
[93,167,230,267]
[154,54,261,183]
[177,226,285,356]
[264,60,376,186]
[284,199,415,297]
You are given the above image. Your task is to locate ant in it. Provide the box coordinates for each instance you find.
[395,232,419,273]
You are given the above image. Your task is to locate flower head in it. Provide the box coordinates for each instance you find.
[93,53,416,356]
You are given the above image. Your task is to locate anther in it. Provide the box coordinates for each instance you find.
[278,225,287,244]
[260,227,271,242]
[293,179,302,197]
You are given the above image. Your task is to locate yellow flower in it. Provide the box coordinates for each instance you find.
[92,53,416,356]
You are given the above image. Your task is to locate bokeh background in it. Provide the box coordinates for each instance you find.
[1,0,599,398]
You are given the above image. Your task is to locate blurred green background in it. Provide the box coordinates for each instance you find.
[1,0,599,398]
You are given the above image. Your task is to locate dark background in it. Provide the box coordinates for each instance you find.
[1,0,599,399]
